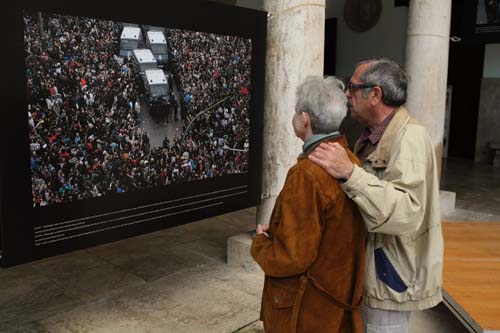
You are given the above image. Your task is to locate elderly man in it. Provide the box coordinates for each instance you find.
[251,76,366,332]
[309,58,444,333]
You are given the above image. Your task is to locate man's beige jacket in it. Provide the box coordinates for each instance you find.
[341,107,444,311]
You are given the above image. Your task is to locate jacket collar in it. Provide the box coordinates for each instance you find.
[299,134,349,160]
[354,106,412,168]
[301,131,341,157]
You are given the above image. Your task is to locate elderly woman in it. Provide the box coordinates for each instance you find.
[251,76,366,333]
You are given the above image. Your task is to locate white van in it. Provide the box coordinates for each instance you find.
[131,49,157,74]
[120,26,142,57]
[145,31,168,66]
[144,69,169,100]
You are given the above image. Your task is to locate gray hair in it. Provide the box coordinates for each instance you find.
[357,57,410,107]
[295,76,347,134]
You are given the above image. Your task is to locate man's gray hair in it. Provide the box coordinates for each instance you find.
[357,57,410,107]
[295,76,347,134]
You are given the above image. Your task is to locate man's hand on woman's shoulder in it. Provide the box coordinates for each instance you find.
[308,142,354,181]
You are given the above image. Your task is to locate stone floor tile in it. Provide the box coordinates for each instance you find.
[38,299,168,333]
[5,321,52,333]
[29,250,146,303]
[0,271,81,331]
[210,264,264,298]
[170,238,227,263]
[114,263,261,333]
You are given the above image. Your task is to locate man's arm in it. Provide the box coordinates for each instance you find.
[250,169,324,277]
[309,128,434,236]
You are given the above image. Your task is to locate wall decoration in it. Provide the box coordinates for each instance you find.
[344,0,383,32]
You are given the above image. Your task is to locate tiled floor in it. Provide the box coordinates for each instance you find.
[0,158,498,332]
[441,157,500,218]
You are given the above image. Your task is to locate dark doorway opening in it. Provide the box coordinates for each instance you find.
[447,42,485,159]
[324,18,337,76]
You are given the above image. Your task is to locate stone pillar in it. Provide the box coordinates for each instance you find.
[405,0,452,176]
[257,0,326,225]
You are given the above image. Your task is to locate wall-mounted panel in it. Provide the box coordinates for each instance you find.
[2,0,266,267]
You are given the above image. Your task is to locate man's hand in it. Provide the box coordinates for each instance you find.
[256,223,270,237]
[308,142,354,180]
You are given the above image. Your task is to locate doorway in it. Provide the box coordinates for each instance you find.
[446,41,485,159]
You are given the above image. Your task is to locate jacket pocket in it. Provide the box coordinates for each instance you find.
[374,248,408,293]
[267,279,297,309]
[262,278,299,332]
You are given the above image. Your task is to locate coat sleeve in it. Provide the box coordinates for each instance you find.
[250,168,325,277]
[340,126,437,236]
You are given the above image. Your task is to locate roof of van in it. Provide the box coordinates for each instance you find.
[121,26,141,40]
[147,31,166,44]
[145,69,167,85]
[132,49,157,63]
[122,22,139,27]
[145,26,166,33]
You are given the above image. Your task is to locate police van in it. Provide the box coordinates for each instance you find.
[143,69,171,121]
[143,69,169,100]
[145,30,168,66]
[131,49,158,74]
[120,26,142,57]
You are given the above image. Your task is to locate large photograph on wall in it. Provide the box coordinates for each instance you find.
[3,0,266,267]
[25,13,252,207]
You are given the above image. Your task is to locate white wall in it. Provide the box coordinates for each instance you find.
[325,0,408,78]
[483,44,500,78]
[234,0,408,78]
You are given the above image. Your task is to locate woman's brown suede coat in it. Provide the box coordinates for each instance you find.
[251,136,366,333]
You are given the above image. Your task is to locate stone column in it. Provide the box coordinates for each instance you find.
[405,0,452,175]
[227,0,325,270]
[257,0,326,225]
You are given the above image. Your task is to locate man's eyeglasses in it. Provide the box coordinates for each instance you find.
[347,81,375,92]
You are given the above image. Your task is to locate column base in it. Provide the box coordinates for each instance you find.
[227,231,262,273]
[440,190,456,214]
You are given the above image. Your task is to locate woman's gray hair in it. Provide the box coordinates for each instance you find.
[295,76,347,134]
[357,57,410,107]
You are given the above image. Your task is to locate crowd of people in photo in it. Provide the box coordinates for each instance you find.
[24,13,252,206]
[165,29,252,173]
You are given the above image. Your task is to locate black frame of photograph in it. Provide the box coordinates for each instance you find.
[2,0,266,267]
[452,0,500,44]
